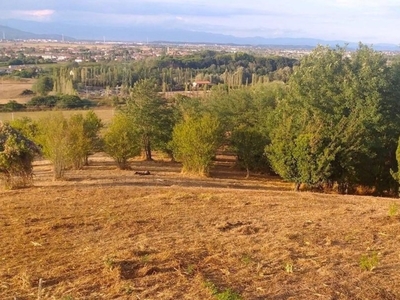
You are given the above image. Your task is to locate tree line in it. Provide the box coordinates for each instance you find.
[3,44,400,196]
[34,51,297,94]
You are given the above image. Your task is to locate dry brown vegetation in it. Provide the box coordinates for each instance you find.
[0,79,35,104]
[1,154,400,299]
[0,109,115,123]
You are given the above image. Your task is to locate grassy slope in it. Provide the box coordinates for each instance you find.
[0,156,399,299]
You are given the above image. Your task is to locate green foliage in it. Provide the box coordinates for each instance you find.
[126,79,175,160]
[66,114,90,170]
[20,89,34,96]
[36,113,70,180]
[284,262,294,273]
[359,251,379,271]
[390,136,400,186]
[1,100,25,112]
[388,202,398,217]
[0,122,39,188]
[49,52,296,92]
[26,95,93,109]
[35,112,102,177]
[56,95,92,109]
[8,117,38,141]
[103,112,141,169]
[204,280,242,300]
[231,127,268,177]
[267,45,400,194]
[53,67,76,95]
[33,76,53,96]
[82,110,103,164]
[172,115,222,176]
[173,94,205,121]
[26,95,59,108]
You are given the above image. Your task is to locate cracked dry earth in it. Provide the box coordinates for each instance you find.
[1,154,400,299]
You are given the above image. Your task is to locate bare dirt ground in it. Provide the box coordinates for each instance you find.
[1,154,400,300]
[0,79,35,104]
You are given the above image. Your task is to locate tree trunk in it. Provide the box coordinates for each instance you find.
[245,167,250,179]
[143,134,152,161]
[294,182,301,192]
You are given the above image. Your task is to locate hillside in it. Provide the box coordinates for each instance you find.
[1,154,399,299]
[0,25,74,41]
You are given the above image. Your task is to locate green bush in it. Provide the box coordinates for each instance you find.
[231,127,268,178]
[26,95,93,109]
[9,117,39,141]
[36,113,70,180]
[103,113,141,170]
[359,251,379,271]
[1,100,25,112]
[26,95,58,108]
[56,95,93,109]
[172,115,222,176]
[0,122,39,188]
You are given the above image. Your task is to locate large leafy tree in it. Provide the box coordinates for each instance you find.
[205,83,284,175]
[125,79,175,160]
[267,45,400,194]
[33,76,53,96]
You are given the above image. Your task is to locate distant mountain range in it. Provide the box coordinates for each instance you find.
[0,25,75,41]
[1,21,399,51]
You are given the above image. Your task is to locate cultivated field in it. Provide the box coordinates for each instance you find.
[0,79,35,104]
[1,154,400,299]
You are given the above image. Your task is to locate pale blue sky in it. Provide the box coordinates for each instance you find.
[1,0,399,43]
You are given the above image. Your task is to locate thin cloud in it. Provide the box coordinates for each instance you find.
[12,9,55,21]
[0,0,398,43]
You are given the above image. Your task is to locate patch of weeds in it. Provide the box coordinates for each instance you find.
[359,251,379,271]
[204,280,242,300]
[140,254,151,264]
[284,262,294,273]
[121,284,134,295]
[241,254,253,265]
[185,264,196,275]
[104,256,117,270]
[388,202,398,217]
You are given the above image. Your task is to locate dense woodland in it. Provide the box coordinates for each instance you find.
[3,45,400,196]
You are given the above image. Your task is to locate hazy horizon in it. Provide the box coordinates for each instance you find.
[1,0,399,44]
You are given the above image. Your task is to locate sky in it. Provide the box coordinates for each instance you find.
[0,0,399,44]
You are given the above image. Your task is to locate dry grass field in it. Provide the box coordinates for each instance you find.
[1,154,400,299]
[0,79,36,104]
[0,109,115,124]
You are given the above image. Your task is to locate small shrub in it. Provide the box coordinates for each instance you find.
[204,280,242,300]
[56,95,90,109]
[0,122,39,188]
[103,113,141,170]
[241,254,254,265]
[2,100,25,112]
[388,202,398,217]
[359,251,379,271]
[26,95,58,108]
[285,262,294,273]
[172,114,222,176]
[20,89,34,96]
[104,256,117,271]
[36,113,70,180]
